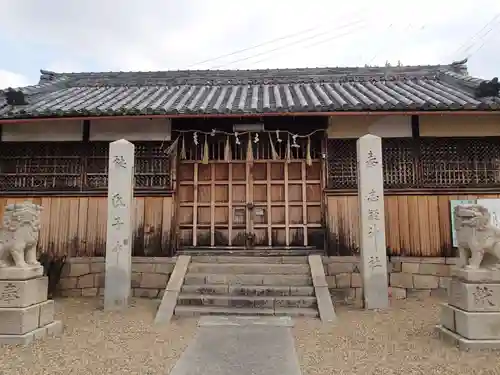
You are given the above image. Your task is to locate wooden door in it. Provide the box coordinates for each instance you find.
[250,160,322,247]
[177,159,322,248]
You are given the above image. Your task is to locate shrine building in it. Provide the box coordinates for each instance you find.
[0,59,499,259]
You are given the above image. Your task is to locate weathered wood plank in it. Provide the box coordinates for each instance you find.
[96,197,107,256]
[85,198,99,257]
[437,195,452,255]
[144,197,163,255]
[417,196,431,256]
[77,197,89,256]
[386,196,400,255]
[397,195,410,255]
[49,198,62,255]
[58,198,71,256]
[427,196,440,257]
[4,192,500,258]
[161,196,174,255]
[38,197,52,254]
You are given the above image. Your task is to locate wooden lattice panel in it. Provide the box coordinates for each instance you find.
[0,141,172,192]
[326,137,500,190]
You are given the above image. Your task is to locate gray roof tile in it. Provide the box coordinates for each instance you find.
[0,60,499,119]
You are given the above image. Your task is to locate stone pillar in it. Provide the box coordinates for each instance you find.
[104,139,135,311]
[0,201,62,345]
[357,134,389,309]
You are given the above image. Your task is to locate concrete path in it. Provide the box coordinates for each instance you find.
[167,316,302,375]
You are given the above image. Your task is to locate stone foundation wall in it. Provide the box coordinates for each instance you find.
[59,257,176,298]
[58,256,457,302]
[323,256,458,306]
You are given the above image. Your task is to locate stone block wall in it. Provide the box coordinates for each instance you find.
[58,255,458,303]
[323,256,458,306]
[59,257,176,298]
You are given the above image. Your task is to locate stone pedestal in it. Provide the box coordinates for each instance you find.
[436,267,500,350]
[0,266,63,345]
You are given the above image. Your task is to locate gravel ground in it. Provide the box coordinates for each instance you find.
[0,298,198,375]
[2,297,499,375]
[293,297,500,375]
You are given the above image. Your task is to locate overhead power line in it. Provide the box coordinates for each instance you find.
[367,23,427,67]
[450,13,500,60]
[187,5,373,69]
[186,26,320,68]
[248,23,369,66]
[366,24,396,65]
[461,17,500,57]
[467,19,500,59]
[212,19,366,69]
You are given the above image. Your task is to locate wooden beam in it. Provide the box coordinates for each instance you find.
[1,111,499,124]
[411,115,420,138]
[82,120,90,142]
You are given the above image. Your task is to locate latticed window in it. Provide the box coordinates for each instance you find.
[326,138,357,189]
[419,138,500,187]
[381,138,417,189]
[327,137,500,190]
[0,142,83,191]
[0,141,172,193]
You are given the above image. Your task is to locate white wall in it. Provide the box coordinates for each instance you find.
[89,118,171,141]
[2,120,83,141]
[327,115,412,138]
[367,115,412,138]
[1,118,172,142]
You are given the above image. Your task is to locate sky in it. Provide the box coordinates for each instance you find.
[0,0,499,89]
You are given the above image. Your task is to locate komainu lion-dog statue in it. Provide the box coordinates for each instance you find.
[454,204,500,270]
[0,201,43,268]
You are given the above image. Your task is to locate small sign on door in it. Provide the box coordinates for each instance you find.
[233,208,246,224]
[254,207,265,216]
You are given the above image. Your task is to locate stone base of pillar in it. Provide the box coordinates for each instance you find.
[0,266,63,345]
[437,268,500,351]
[435,324,500,351]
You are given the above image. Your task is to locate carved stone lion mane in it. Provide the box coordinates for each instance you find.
[0,201,43,268]
[454,204,500,269]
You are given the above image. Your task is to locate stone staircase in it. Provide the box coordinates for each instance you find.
[173,256,319,317]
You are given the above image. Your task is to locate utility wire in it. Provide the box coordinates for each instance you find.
[186,27,320,68]
[248,23,369,67]
[450,13,500,60]
[366,24,396,65]
[187,5,372,69]
[466,19,500,59]
[299,24,369,51]
[212,19,366,69]
[366,23,426,66]
[461,18,500,57]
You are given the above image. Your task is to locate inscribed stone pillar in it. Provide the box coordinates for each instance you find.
[357,134,389,309]
[104,139,135,311]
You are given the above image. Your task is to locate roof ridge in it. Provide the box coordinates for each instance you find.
[0,75,70,96]
[37,60,466,77]
[31,62,474,90]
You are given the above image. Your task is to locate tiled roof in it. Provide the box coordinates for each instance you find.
[1,60,499,119]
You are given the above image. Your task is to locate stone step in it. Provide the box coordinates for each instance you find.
[174,305,319,317]
[181,284,315,296]
[183,273,313,286]
[190,256,309,264]
[177,293,317,308]
[188,263,310,275]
